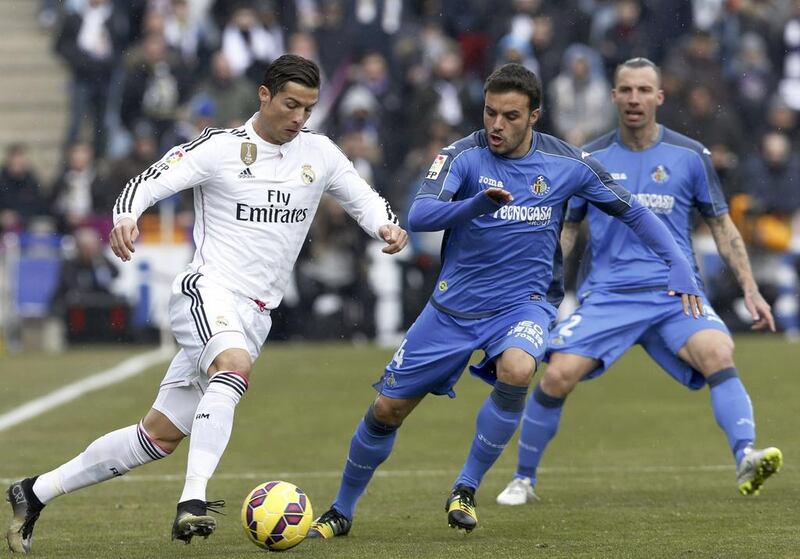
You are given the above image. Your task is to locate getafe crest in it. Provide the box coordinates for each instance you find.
[301,164,315,185]
[651,164,670,183]
[240,142,257,166]
[531,175,549,196]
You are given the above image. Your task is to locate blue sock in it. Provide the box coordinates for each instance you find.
[516,384,565,484]
[707,368,755,466]
[332,406,398,520]
[454,381,528,490]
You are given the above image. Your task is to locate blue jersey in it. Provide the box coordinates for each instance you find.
[569,126,728,297]
[412,130,633,318]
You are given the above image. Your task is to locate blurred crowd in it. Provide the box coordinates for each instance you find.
[2,0,800,342]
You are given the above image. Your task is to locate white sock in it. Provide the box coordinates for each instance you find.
[179,371,248,503]
[32,421,170,504]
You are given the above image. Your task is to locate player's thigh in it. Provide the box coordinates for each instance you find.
[374,304,476,399]
[470,302,555,385]
[654,300,733,377]
[540,352,600,397]
[547,293,653,381]
[170,272,270,378]
[677,329,735,376]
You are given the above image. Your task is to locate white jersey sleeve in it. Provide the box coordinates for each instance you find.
[112,132,219,225]
[322,140,398,239]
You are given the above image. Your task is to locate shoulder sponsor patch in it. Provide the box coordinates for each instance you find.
[426,154,448,180]
[164,148,185,166]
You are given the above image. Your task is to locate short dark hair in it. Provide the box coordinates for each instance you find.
[483,63,542,111]
[614,57,662,87]
[261,54,320,96]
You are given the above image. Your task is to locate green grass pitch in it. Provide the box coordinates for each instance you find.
[0,337,798,558]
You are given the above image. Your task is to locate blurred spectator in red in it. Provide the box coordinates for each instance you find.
[548,43,614,146]
[120,32,192,151]
[55,0,126,157]
[189,51,255,128]
[0,144,47,234]
[221,5,284,82]
[49,142,106,233]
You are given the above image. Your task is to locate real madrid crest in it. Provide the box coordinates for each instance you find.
[531,175,549,196]
[301,164,316,185]
[240,142,257,166]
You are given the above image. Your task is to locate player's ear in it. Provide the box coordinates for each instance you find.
[656,89,665,106]
[529,108,541,127]
[258,85,272,105]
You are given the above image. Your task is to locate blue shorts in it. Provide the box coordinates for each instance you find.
[547,289,731,390]
[374,301,557,399]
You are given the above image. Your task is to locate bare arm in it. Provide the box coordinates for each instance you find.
[705,214,775,331]
[560,221,582,260]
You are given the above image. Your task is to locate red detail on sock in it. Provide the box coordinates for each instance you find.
[138,421,172,455]
[227,370,250,389]
[252,299,267,312]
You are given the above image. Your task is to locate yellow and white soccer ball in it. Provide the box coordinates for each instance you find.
[241,481,313,551]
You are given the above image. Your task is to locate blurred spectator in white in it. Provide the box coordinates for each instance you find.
[120,32,191,151]
[728,32,777,135]
[189,51,255,128]
[779,0,800,110]
[162,0,216,70]
[49,142,105,233]
[56,0,125,157]
[0,145,47,234]
[221,5,284,82]
[548,43,614,146]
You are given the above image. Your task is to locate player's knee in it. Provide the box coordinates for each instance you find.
[697,342,735,376]
[371,396,413,427]
[209,348,252,380]
[495,350,536,386]
[540,365,579,398]
[141,411,185,453]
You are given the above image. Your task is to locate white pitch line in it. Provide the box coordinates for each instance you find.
[0,464,737,486]
[0,347,173,433]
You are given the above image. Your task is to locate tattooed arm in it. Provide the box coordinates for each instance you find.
[705,214,776,331]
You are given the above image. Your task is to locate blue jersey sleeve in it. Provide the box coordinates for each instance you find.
[575,154,632,216]
[416,148,472,202]
[692,146,728,217]
[565,196,588,222]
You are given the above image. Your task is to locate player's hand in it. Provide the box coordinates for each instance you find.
[110,217,139,262]
[379,224,408,254]
[744,287,776,332]
[669,290,703,319]
[484,187,513,205]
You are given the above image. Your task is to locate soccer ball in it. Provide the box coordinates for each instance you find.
[241,480,313,551]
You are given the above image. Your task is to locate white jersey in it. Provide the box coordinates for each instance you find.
[113,115,398,309]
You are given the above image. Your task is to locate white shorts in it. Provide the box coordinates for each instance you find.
[151,271,272,434]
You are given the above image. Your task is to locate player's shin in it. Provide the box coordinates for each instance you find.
[516,384,565,483]
[454,381,528,490]
[179,371,248,503]
[707,368,755,465]
[32,421,172,504]
[332,405,399,520]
